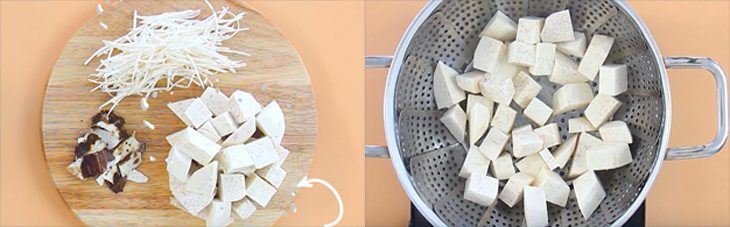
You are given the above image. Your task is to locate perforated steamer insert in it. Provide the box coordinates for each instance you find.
[365,0,729,226]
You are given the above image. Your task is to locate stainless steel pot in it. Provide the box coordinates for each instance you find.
[366,0,728,226]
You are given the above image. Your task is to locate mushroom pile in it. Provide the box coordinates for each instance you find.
[67,111,147,193]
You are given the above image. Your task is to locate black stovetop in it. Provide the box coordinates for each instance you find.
[408,201,646,227]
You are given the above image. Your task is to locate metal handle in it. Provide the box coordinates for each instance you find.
[664,56,729,160]
[365,145,390,158]
[365,56,393,68]
[365,55,394,158]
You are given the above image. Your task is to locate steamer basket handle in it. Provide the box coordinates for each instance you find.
[665,57,729,160]
[366,56,394,68]
[365,55,394,158]
[366,145,390,158]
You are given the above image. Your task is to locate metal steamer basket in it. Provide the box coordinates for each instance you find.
[365,0,729,226]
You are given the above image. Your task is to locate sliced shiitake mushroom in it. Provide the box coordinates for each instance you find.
[68,110,146,193]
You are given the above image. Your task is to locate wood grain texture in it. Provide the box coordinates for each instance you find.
[41,1,316,226]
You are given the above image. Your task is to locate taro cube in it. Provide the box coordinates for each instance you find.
[498,172,534,207]
[490,152,516,180]
[512,71,542,108]
[440,105,467,145]
[256,164,287,188]
[246,174,277,207]
[200,87,229,116]
[464,174,499,206]
[491,104,517,133]
[599,121,633,143]
[529,43,556,76]
[584,94,622,128]
[540,10,574,43]
[598,64,628,96]
[508,41,536,67]
[516,17,544,44]
[257,101,286,144]
[210,112,237,136]
[229,90,263,124]
[168,98,213,129]
[523,98,553,126]
[578,34,615,81]
[478,128,510,161]
[473,37,506,73]
[480,10,518,41]
[434,61,466,109]
[218,174,246,202]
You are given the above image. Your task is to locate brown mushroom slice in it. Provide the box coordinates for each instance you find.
[92,124,122,150]
[74,133,103,158]
[113,133,144,158]
[90,110,129,150]
[100,165,119,184]
[106,171,127,193]
[88,138,107,155]
[80,148,114,178]
[69,110,146,193]
[92,110,126,129]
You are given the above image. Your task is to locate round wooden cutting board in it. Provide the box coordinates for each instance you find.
[41,0,316,226]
